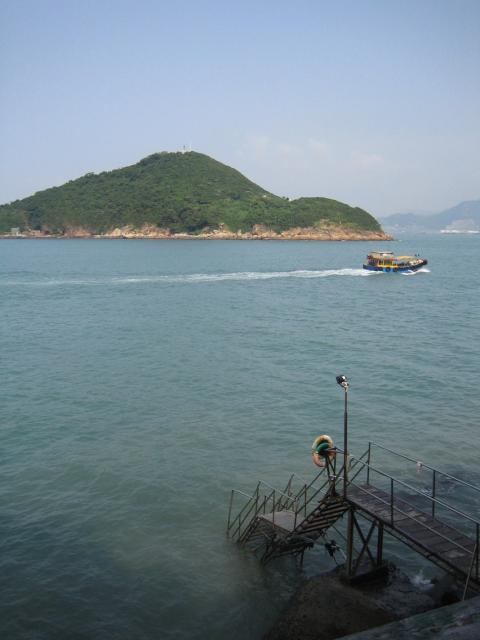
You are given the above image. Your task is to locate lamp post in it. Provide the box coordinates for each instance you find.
[336,375,349,498]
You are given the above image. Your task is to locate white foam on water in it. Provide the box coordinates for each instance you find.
[2,268,381,287]
[114,268,375,284]
[401,267,430,276]
[410,570,432,589]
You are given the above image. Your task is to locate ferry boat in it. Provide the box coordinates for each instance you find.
[363,251,428,273]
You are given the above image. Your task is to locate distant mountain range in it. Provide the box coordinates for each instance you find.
[380,200,480,232]
[0,151,387,239]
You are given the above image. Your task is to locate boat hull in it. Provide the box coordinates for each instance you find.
[363,260,428,273]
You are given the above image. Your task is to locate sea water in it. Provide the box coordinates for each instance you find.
[1,235,479,639]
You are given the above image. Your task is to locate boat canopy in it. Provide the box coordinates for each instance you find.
[367,251,394,259]
[363,250,427,271]
[366,252,420,264]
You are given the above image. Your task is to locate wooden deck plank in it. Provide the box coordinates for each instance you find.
[345,483,478,580]
[403,532,469,551]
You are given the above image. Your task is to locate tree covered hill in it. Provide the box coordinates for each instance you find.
[0,151,383,235]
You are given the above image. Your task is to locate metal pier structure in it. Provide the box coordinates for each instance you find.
[227,441,480,592]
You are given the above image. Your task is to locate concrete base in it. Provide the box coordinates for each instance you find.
[337,596,480,639]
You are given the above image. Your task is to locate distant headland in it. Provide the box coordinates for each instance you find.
[0,151,392,241]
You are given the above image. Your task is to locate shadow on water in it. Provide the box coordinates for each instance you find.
[0,495,319,640]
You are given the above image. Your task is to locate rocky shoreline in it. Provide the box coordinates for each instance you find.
[1,224,393,241]
[264,564,460,640]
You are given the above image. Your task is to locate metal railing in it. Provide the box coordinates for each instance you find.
[369,442,480,494]
[345,450,480,582]
[226,441,480,582]
[367,441,480,519]
[226,448,369,544]
[226,460,335,542]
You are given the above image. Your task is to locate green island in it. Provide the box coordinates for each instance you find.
[0,151,391,240]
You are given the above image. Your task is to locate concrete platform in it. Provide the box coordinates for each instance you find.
[338,596,480,639]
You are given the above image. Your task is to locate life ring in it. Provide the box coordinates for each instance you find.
[311,434,335,468]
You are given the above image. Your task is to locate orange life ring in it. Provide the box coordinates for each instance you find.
[311,434,335,467]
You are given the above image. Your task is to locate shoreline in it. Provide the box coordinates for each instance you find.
[0,229,393,242]
[264,563,461,640]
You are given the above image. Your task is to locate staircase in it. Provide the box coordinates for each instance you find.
[260,491,350,563]
[227,455,353,563]
[228,442,480,594]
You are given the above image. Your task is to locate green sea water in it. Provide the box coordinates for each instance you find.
[1,236,479,639]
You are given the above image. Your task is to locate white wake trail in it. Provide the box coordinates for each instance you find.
[3,268,381,287]
[401,267,430,276]
[114,268,375,284]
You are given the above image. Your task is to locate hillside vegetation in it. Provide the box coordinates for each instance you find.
[0,152,383,235]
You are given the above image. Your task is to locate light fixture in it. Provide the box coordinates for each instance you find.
[336,375,349,498]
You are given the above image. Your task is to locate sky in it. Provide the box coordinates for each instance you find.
[1,0,479,216]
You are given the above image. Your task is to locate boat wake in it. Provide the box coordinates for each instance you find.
[115,268,376,284]
[401,267,430,276]
[3,268,381,287]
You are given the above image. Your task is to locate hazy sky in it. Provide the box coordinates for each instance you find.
[1,0,479,215]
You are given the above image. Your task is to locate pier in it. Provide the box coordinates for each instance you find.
[227,441,480,595]
[227,377,480,600]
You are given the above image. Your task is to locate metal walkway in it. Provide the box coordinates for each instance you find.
[347,484,477,583]
[227,442,480,590]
